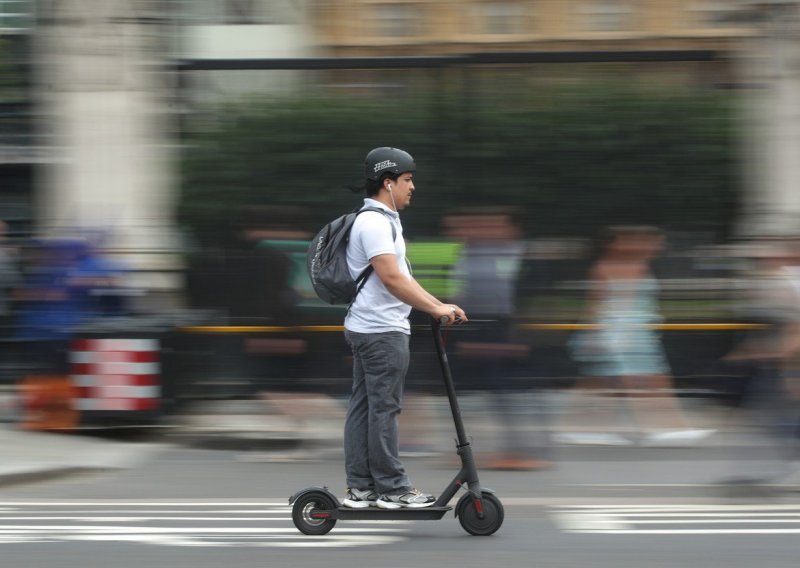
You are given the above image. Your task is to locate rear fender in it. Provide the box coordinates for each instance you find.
[289,486,340,507]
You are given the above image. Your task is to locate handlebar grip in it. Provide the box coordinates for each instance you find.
[438,315,449,324]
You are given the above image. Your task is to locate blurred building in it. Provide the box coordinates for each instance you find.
[3,0,800,311]
[178,0,316,103]
[3,0,319,309]
[735,1,800,236]
[311,1,800,236]
[0,0,37,237]
[315,1,754,61]
[32,0,182,308]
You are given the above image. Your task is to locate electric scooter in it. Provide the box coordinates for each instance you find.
[290,316,504,536]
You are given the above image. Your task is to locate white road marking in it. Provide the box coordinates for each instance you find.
[552,512,628,532]
[0,509,293,515]
[578,529,800,535]
[618,512,800,518]
[553,504,800,535]
[0,501,293,506]
[0,531,404,548]
[0,501,409,548]
[556,504,800,510]
[0,526,404,533]
[0,517,293,522]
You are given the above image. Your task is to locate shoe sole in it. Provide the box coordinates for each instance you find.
[376,500,435,509]
[342,499,375,509]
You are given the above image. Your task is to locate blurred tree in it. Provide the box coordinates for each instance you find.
[0,35,31,150]
[0,39,9,100]
[179,93,451,244]
[179,80,736,245]
[0,38,25,103]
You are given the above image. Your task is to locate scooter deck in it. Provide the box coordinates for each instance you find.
[331,506,452,521]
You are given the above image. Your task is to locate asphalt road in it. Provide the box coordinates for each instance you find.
[0,441,798,568]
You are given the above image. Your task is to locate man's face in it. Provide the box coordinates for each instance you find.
[391,173,415,210]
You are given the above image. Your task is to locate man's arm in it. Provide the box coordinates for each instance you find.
[370,254,466,324]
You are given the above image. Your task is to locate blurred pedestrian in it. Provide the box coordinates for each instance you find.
[0,221,20,338]
[341,147,467,509]
[13,238,88,374]
[557,226,714,446]
[722,240,800,486]
[65,236,133,318]
[446,210,551,470]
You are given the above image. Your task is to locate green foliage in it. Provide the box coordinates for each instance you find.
[0,39,14,101]
[179,80,736,245]
[0,38,26,103]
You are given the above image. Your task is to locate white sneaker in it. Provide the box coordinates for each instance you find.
[342,488,378,508]
[552,432,633,446]
[376,489,436,509]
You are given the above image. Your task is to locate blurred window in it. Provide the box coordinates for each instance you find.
[578,1,634,32]
[182,0,303,25]
[476,2,529,35]
[0,0,32,33]
[225,0,261,24]
[690,2,746,29]
[370,3,424,37]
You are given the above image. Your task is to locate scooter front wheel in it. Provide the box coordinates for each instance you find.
[292,490,338,535]
[456,491,504,536]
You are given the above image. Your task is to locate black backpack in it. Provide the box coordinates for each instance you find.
[307,206,396,305]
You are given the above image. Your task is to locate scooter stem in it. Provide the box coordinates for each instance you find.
[432,318,469,448]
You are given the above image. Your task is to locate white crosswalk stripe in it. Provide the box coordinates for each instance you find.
[0,500,410,547]
[552,504,800,535]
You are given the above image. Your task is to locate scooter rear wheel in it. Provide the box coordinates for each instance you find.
[292,490,337,535]
[457,491,504,536]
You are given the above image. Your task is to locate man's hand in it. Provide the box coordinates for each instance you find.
[432,304,467,325]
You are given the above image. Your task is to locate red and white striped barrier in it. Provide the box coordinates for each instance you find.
[69,339,161,412]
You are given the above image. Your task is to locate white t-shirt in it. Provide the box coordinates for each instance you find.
[344,199,412,334]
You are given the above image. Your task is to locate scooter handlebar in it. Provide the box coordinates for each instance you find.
[435,315,464,326]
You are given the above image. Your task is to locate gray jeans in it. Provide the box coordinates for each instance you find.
[344,330,411,495]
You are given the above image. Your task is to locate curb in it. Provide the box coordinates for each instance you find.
[0,466,110,488]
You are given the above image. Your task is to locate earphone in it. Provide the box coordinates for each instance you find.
[386,182,398,211]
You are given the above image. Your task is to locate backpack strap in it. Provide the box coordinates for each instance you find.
[357,206,397,242]
[347,206,398,311]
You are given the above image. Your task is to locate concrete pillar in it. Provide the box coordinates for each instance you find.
[738,1,800,236]
[33,0,182,307]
